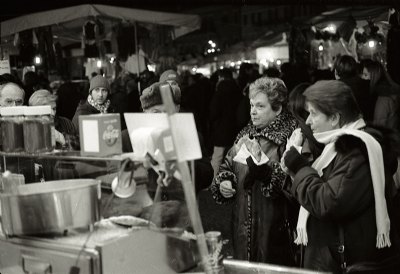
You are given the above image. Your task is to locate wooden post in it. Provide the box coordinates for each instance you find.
[159,83,212,273]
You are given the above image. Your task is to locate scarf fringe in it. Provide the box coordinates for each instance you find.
[294,228,308,246]
[377,233,391,248]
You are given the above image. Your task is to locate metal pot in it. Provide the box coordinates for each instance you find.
[0,179,101,236]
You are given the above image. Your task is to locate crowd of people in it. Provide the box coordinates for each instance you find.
[1,54,400,273]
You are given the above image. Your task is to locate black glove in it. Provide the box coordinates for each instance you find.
[284,146,309,174]
[244,156,272,189]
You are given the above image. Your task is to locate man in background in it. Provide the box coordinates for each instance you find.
[0,82,25,107]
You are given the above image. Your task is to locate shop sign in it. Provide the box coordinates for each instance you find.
[0,59,11,74]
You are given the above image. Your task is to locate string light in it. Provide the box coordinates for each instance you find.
[368,40,376,48]
[34,56,42,65]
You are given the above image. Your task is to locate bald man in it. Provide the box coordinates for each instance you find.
[0,82,25,107]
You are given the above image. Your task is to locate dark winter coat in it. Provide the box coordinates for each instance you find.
[340,77,374,122]
[290,126,400,273]
[209,79,242,147]
[72,100,116,131]
[373,81,400,130]
[210,110,297,264]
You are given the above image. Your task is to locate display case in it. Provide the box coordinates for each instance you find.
[0,151,203,274]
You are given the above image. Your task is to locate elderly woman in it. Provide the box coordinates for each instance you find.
[29,89,78,150]
[282,80,400,273]
[72,75,115,130]
[210,77,297,264]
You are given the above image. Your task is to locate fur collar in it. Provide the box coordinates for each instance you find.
[234,109,297,145]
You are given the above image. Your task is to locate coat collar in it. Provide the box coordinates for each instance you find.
[235,109,297,145]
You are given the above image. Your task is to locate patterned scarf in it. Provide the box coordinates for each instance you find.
[87,94,111,113]
[295,118,391,248]
[235,109,298,146]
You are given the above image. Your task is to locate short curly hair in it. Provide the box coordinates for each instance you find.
[249,77,288,111]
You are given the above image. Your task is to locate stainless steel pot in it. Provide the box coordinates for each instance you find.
[0,179,101,236]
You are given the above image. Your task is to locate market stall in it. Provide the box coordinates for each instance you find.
[0,4,201,79]
[302,6,390,69]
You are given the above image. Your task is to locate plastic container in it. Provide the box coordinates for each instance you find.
[0,106,26,153]
[205,231,225,274]
[23,106,55,154]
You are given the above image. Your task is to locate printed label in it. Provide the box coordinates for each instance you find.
[103,125,119,146]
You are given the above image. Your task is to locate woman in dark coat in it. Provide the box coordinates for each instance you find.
[362,60,400,130]
[282,80,400,273]
[210,77,297,264]
[72,75,115,130]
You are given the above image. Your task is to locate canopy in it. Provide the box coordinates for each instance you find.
[307,6,389,29]
[0,4,201,40]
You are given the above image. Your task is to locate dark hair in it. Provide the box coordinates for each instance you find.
[304,80,361,126]
[288,82,324,158]
[288,83,311,123]
[0,73,23,87]
[334,55,358,79]
[264,67,280,78]
[364,61,400,94]
[218,68,233,80]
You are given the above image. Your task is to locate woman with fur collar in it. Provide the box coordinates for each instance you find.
[282,80,400,273]
[210,77,297,264]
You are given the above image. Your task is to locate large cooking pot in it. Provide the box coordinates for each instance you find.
[0,179,101,236]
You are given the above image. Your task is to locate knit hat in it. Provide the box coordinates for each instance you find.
[140,82,181,110]
[89,75,110,93]
[159,70,179,84]
[28,89,56,106]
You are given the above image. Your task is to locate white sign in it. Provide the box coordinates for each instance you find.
[0,59,11,75]
[124,113,202,161]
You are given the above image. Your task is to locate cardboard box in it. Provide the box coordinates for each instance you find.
[79,113,122,157]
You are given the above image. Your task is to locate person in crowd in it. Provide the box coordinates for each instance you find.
[236,64,260,131]
[72,75,115,130]
[123,81,213,196]
[56,82,85,120]
[210,77,298,264]
[334,55,374,122]
[263,67,281,78]
[23,71,50,105]
[287,83,324,161]
[0,82,24,107]
[361,60,400,129]
[179,71,213,154]
[123,81,213,228]
[209,70,242,176]
[282,80,400,273]
[0,80,40,182]
[0,73,24,88]
[110,71,141,130]
[28,89,79,150]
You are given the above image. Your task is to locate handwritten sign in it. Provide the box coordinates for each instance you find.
[0,59,11,75]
